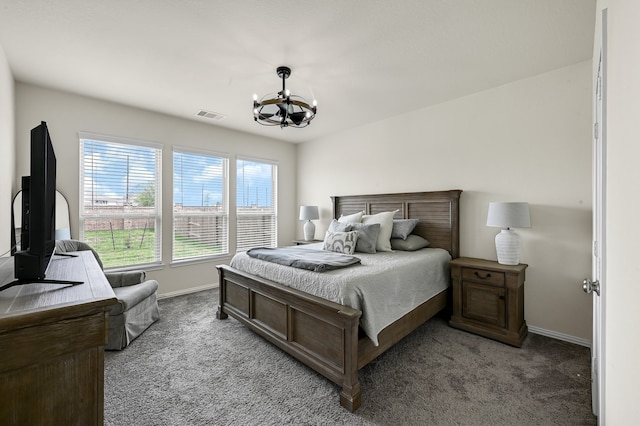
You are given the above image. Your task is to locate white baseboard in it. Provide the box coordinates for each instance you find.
[528,325,591,348]
[157,283,219,300]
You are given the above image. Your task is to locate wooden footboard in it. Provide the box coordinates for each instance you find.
[216,265,364,411]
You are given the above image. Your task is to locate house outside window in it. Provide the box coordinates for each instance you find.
[173,147,229,262]
[236,157,278,251]
[79,133,162,269]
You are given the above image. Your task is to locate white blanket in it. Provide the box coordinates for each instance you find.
[230,243,451,345]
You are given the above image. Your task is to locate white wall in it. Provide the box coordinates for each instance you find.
[15,83,297,296]
[297,61,593,342]
[596,0,640,421]
[0,45,15,256]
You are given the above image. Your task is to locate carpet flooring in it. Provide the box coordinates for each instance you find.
[104,289,596,425]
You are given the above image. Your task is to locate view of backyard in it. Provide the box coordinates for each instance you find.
[84,229,224,269]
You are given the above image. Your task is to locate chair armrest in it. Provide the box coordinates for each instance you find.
[105,270,147,288]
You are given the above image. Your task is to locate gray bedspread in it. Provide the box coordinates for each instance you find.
[231,243,451,346]
[246,246,361,272]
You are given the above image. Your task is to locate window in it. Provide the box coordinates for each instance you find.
[173,147,228,262]
[79,133,162,269]
[236,157,278,251]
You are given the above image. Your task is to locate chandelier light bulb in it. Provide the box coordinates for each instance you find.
[253,93,258,101]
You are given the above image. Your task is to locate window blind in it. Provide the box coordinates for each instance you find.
[79,134,162,269]
[173,147,229,261]
[236,157,278,251]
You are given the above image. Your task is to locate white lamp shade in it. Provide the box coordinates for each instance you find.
[486,202,531,229]
[299,205,319,221]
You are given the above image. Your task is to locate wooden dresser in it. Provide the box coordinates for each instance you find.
[0,251,117,426]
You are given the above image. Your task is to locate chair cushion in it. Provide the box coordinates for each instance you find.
[110,280,159,316]
[106,270,146,288]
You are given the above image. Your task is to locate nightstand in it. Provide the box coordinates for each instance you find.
[292,239,322,245]
[449,257,528,347]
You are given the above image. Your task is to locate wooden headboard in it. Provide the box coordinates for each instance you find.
[331,190,462,259]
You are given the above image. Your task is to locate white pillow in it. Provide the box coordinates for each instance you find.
[362,210,399,252]
[338,211,364,223]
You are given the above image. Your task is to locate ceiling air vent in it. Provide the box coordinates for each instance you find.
[195,110,225,120]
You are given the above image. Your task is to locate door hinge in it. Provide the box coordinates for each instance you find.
[594,122,599,140]
[594,241,598,257]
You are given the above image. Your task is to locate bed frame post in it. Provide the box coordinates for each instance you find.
[340,313,362,411]
[216,268,228,320]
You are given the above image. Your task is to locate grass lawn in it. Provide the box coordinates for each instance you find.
[84,229,223,268]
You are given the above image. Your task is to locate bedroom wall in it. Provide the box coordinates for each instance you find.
[14,83,297,296]
[297,61,593,343]
[0,45,15,256]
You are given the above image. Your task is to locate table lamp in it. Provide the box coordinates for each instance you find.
[486,202,531,265]
[299,205,319,241]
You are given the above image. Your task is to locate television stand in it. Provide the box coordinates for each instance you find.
[0,251,117,425]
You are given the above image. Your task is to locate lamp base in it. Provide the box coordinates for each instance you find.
[495,229,521,265]
[303,220,316,241]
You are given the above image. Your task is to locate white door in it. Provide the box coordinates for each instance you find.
[584,9,607,421]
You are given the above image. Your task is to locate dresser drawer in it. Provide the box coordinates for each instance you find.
[462,267,505,287]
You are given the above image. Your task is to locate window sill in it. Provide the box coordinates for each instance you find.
[104,262,165,273]
[170,254,230,268]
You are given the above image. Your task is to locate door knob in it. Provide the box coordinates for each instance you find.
[583,278,600,296]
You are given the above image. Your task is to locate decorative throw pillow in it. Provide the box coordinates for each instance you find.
[362,210,399,252]
[328,218,352,233]
[323,230,358,255]
[391,219,420,240]
[338,211,364,224]
[390,234,430,251]
[349,223,381,254]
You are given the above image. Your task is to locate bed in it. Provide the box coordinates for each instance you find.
[216,190,462,411]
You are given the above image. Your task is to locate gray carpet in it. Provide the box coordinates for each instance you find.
[105,289,596,426]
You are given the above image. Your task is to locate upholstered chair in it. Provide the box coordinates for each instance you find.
[55,239,160,350]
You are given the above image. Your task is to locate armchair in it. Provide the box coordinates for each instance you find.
[55,240,160,350]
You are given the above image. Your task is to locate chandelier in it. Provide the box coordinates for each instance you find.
[253,66,317,128]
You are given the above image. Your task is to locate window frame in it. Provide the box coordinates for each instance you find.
[79,132,163,271]
[172,146,229,264]
[235,156,278,252]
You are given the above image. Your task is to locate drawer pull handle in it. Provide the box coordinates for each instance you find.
[474,271,492,279]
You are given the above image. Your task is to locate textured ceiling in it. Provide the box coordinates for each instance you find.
[0,0,596,143]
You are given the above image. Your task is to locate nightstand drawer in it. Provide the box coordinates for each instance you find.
[462,267,505,287]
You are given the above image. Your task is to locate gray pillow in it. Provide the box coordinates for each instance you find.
[391,219,419,240]
[323,230,358,255]
[390,234,430,251]
[349,222,380,254]
[328,219,352,233]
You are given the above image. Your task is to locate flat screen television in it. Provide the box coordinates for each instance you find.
[14,121,58,281]
[1,122,80,292]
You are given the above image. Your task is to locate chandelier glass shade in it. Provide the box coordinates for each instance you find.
[253,66,317,128]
